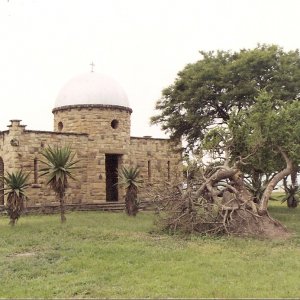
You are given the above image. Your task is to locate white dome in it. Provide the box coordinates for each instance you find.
[55,72,130,108]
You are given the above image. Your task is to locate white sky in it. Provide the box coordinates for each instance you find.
[0,0,299,138]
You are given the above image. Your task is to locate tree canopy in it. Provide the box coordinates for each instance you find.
[151,44,300,152]
[229,92,300,173]
[151,45,300,235]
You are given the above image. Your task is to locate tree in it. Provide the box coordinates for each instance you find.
[151,44,300,153]
[1,170,30,226]
[40,146,79,223]
[118,166,142,216]
[153,93,300,237]
[228,92,300,213]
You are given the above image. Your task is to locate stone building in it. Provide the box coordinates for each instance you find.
[0,72,182,209]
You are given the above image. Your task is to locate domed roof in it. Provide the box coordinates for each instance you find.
[55,72,130,108]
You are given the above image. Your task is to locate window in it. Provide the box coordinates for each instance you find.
[148,160,151,181]
[167,161,170,181]
[58,122,63,132]
[111,119,119,129]
[34,158,38,184]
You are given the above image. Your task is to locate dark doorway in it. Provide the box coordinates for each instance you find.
[105,154,120,202]
[0,157,4,205]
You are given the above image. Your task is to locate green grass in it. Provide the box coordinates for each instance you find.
[1,203,300,298]
[271,191,286,201]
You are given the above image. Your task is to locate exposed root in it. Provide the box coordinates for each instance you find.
[147,169,289,238]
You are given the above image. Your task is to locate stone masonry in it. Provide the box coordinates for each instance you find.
[0,110,182,208]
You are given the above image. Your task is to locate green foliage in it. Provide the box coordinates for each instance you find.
[202,126,230,156]
[40,145,79,195]
[152,44,300,152]
[1,169,30,225]
[40,145,79,222]
[118,166,143,190]
[229,92,300,174]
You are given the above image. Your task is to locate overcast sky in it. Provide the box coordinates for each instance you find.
[0,0,299,138]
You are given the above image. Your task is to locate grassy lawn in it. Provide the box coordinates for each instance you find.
[1,202,300,298]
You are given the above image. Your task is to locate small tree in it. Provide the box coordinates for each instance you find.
[1,170,30,226]
[40,145,79,223]
[119,166,142,216]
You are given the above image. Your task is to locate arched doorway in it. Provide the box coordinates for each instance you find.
[0,157,4,205]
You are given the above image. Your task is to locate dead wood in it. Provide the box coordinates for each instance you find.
[148,165,290,238]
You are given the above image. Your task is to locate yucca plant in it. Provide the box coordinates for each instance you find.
[40,145,79,223]
[1,170,30,226]
[119,166,143,216]
[281,177,299,208]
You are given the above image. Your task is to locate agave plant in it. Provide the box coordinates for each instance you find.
[281,177,299,208]
[119,166,143,216]
[40,145,79,223]
[1,170,30,226]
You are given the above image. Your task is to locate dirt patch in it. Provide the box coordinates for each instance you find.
[227,210,291,239]
[11,252,36,258]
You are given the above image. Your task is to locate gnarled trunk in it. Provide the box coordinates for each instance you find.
[259,148,293,214]
[152,160,289,237]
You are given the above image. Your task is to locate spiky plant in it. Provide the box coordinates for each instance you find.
[119,166,142,216]
[1,170,30,226]
[40,145,79,223]
[281,177,299,208]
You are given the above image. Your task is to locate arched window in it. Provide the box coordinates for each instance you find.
[0,157,4,205]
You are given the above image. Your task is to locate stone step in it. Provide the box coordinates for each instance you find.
[1,200,154,215]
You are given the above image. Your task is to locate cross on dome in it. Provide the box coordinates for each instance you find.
[90,61,95,72]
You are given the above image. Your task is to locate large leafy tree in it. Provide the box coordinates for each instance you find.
[154,94,300,236]
[40,146,79,223]
[151,44,300,152]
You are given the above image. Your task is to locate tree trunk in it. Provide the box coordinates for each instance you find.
[259,148,293,214]
[9,218,16,226]
[232,171,258,213]
[125,186,138,216]
[60,195,66,223]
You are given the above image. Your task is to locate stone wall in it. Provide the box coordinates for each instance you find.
[0,120,89,207]
[53,105,132,203]
[0,132,4,205]
[0,116,183,208]
[53,105,131,150]
[129,136,183,200]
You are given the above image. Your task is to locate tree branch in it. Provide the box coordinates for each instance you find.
[259,147,293,214]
